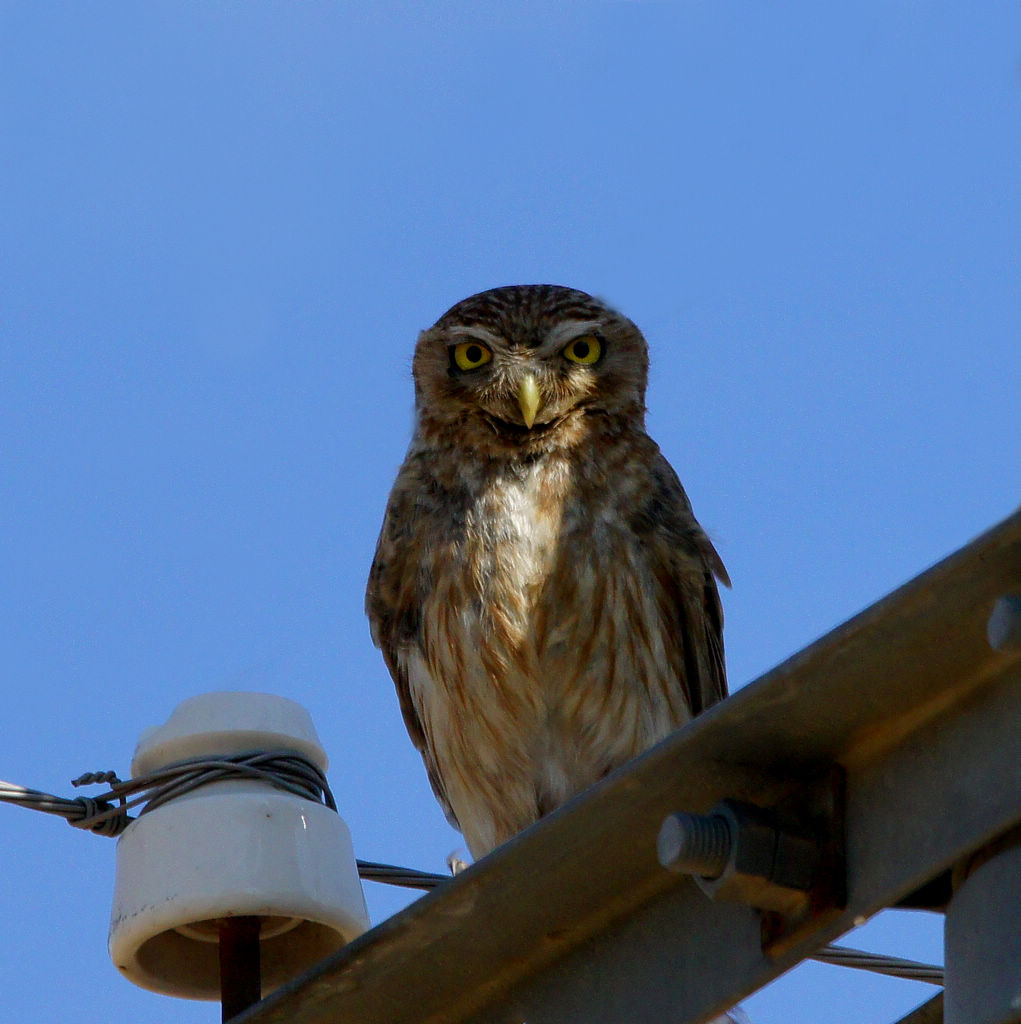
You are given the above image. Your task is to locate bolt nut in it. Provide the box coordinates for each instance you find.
[659,800,821,915]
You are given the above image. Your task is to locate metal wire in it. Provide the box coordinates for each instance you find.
[0,778,128,836]
[0,757,450,888]
[3,751,338,837]
[0,762,947,987]
[356,860,448,889]
[811,943,944,985]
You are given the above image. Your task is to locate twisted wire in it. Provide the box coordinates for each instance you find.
[0,779,127,836]
[0,763,948,986]
[1,751,336,837]
[812,943,944,985]
[1,757,447,889]
[356,860,448,889]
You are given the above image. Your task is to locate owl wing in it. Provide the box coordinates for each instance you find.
[365,465,461,831]
[638,452,729,715]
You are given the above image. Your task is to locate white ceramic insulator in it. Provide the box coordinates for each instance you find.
[108,692,370,1000]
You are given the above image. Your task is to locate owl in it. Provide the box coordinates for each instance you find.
[366,284,728,860]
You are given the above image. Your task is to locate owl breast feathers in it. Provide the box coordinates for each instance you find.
[366,284,728,859]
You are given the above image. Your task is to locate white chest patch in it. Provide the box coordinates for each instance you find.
[407,459,569,723]
[478,462,563,600]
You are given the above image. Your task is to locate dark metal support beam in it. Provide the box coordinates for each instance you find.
[237,509,1021,1024]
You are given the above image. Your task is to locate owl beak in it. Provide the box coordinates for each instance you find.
[517,374,541,429]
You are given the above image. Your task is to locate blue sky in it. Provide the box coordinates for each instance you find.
[2,4,1018,1022]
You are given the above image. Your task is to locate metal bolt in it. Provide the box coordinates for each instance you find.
[658,800,824,914]
[988,594,1021,653]
[657,811,732,877]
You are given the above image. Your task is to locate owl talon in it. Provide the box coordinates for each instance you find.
[446,851,472,876]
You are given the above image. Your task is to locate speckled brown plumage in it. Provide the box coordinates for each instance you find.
[366,284,728,858]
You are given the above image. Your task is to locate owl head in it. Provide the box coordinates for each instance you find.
[412,284,650,455]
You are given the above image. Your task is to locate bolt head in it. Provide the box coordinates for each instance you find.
[988,595,1021,653]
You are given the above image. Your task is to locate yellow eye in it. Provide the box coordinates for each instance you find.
[452,341,493,371]
[562,334,602,365]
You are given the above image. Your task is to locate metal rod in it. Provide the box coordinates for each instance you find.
[219,916,262,1022]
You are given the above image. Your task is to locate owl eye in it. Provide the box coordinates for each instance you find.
[452,341,493,371]
[562,334,602,365]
